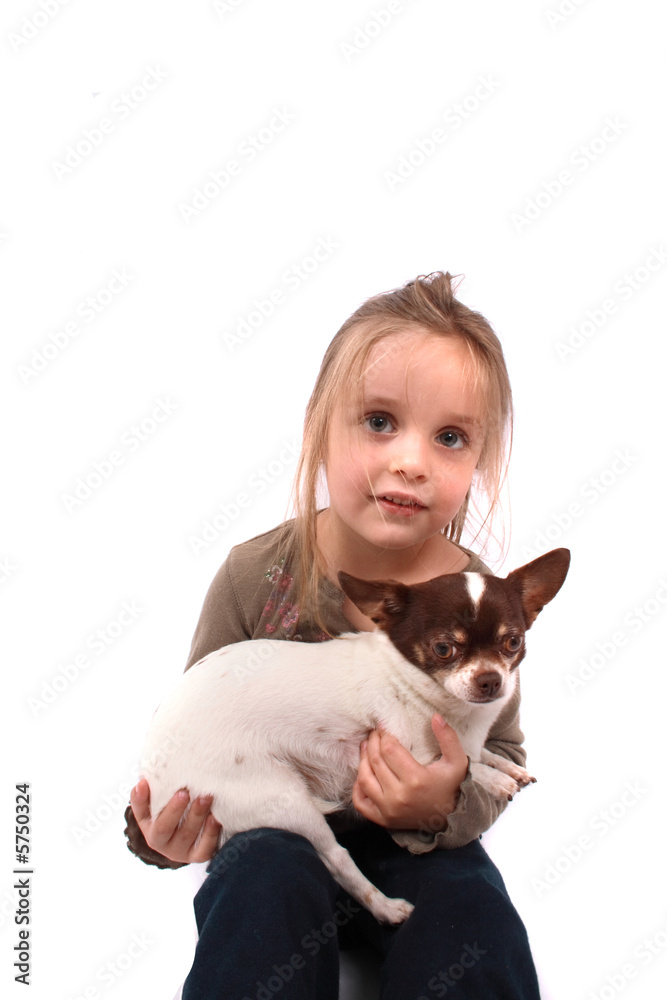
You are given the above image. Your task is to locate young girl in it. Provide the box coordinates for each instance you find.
[126,271,541,998]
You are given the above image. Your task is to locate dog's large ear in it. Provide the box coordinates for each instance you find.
[338,572,409,627]
[505,548,571,628]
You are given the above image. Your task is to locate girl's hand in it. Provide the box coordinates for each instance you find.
[130,778,222,864]
[352,715,469,831]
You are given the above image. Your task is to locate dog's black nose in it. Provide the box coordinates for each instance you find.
[474,672,502,698]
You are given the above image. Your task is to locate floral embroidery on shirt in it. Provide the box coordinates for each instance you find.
[262,559,300,638]
[265,564,284,585]
[261,556,331,642]
[280,604,299,630]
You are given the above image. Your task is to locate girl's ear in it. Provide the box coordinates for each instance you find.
[337,572,409,626]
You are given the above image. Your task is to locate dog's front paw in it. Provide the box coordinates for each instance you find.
[479,750,536,788]
[492,771,521,801]
[470,762,520,801]
[495,760,536,788]
[500,760,536,788]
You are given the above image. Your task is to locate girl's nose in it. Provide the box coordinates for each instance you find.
[388,432,429,479]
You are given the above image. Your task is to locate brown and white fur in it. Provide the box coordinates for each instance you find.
[139,548,570,924]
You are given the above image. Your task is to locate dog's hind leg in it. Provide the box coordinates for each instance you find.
[306,817,413,925]
[263,789,413,925]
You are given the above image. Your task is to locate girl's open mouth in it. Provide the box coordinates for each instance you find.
[375,494,426,516]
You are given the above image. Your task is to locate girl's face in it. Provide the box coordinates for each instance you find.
[324,329,485,560]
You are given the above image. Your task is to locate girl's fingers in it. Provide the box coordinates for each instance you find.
[351,785,383,823]
[129,778,151,822]
[374,731,416,779]
[354,731,409,821]
[174,795,216,852]
[351,764,384,823]
[365,729,415,785]
[130,781,221,863]
[355,738,385,799]
[146,789,191,848]
[189,813,223,863]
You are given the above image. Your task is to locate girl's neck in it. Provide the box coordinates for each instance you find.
[316,508,471,632]
[316,509,470,587]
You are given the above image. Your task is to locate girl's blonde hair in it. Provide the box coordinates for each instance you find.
[284,271,513,631]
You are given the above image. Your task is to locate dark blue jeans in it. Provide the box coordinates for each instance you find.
[182,826,541,999]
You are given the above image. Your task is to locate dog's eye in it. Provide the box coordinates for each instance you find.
[503,635,524,654]
[432,641,457,660]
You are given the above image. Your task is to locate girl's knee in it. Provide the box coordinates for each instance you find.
[195,828,339,938]
[207,827,327,886]
[397,846,519,931]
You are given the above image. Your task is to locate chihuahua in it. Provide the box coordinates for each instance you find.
[137,547,569,924]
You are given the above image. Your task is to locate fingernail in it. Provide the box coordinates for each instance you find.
[360,740,368,752]
[177,789,190,802]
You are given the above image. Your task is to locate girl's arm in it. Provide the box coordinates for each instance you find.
[352,681,527,851]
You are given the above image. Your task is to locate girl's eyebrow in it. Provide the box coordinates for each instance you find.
[446,413,483,429]
[363,395,482,429]
[361,395,401,410]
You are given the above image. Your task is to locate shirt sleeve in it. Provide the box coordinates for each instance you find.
[184,554,255,670]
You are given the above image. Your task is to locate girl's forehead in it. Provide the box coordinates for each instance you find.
[362,329,483,413]
[365,327,462,371]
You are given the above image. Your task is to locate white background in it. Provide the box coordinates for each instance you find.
[2,1,666,998]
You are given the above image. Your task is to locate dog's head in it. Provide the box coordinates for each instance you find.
[338,548,570,705]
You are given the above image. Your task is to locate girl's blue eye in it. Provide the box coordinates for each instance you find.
[365,414,393,433]
[438,430,464,449]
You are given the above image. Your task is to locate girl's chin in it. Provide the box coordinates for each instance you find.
[356,515,442,550]
[321,506,451,553]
